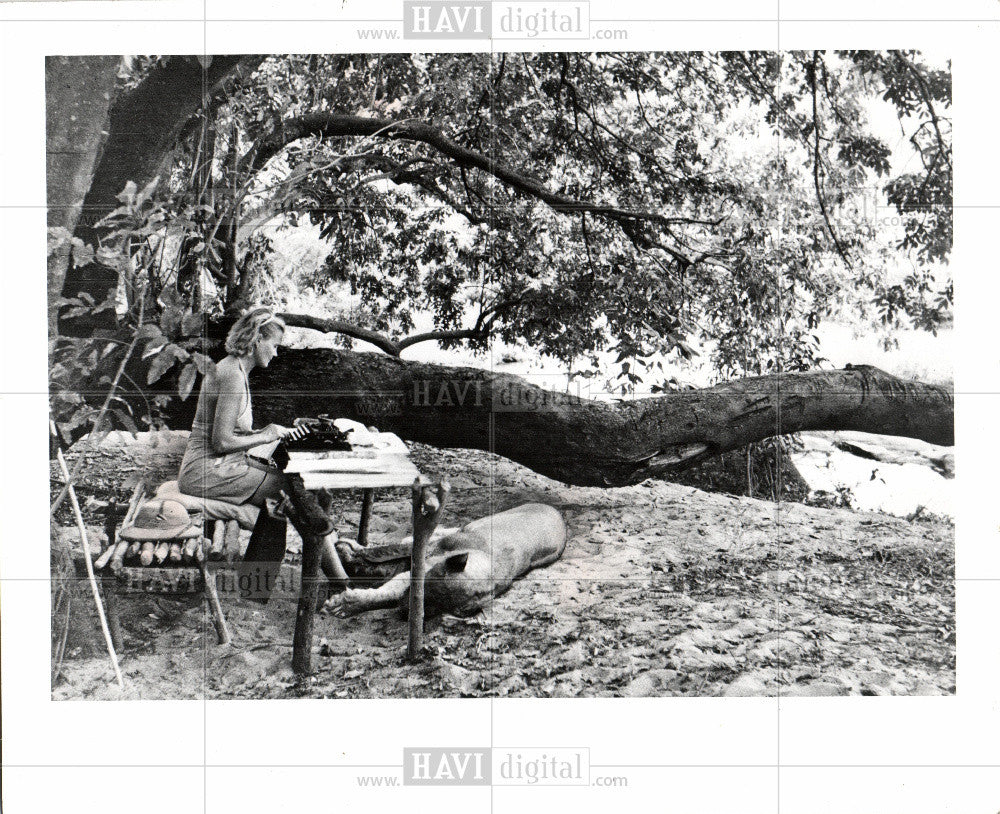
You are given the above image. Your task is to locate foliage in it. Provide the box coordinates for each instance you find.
[217,51,950,381]
[48,177,220,441]
[53,51,952,437]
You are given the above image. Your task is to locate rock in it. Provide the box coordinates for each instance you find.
[723,675,768,697]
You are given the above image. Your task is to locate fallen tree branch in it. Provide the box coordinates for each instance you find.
[156,351,954,488]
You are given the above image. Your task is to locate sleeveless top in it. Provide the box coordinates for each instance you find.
[177,360,268,504]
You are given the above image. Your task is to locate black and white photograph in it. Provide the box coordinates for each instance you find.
[44,49,956,701]
[11,0,1000,809]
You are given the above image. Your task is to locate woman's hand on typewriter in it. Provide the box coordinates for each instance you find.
[285,424,312,442]
[263,423,312,442]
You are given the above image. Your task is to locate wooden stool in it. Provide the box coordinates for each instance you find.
[95,482,232,647]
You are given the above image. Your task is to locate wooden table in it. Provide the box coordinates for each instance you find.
[284,431,420,674]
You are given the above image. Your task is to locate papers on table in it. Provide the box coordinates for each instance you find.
[294,455,421,490]
[333,418,377,446]
[285,430,419,489]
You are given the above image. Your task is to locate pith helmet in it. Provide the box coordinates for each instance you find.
[120,499,202,541]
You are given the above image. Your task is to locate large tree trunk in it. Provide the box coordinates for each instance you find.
[163,349,952,488]
[58,55,264,335]
[45,56,122,339]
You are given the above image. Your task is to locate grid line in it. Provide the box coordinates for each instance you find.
[4,762,999,769]
[775,9,782,814]
[2,17,999,23]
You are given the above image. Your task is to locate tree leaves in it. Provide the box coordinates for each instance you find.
[53,51,952,437]
[191,352,215,376]
[838,137,891,177]
[177,362,198,400]
[146,343,190,385]
[180,311,205,337]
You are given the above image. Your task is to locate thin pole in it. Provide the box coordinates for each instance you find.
[50,420,124,689]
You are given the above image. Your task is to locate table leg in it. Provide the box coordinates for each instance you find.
[286,476,327,675]
[201,559,232,645]
[292,530,322,675]
[358,489,375,546]
[407,479,449,662]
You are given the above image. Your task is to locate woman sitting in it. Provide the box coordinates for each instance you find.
[178,306,347,601]
[178,307,298,505]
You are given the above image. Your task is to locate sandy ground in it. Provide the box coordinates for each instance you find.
[51,438,953,699]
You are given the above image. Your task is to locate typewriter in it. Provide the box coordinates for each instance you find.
[282,414,354,452]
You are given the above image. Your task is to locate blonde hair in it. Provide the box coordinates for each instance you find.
[225,307,286,357]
